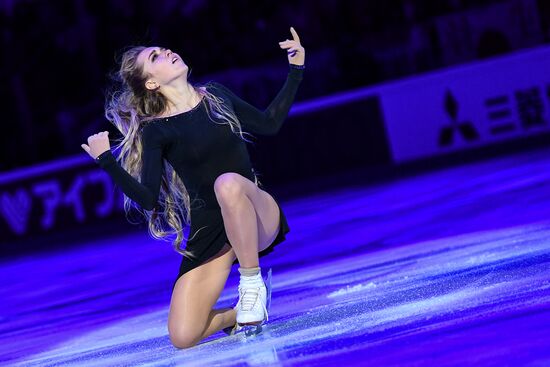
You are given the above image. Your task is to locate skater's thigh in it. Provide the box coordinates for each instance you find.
[168,243,236,345]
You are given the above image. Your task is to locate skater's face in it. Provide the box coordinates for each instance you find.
[137,46,188,91]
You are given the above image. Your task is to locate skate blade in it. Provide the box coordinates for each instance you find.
[223,323,239,336]
[237,324,263,337]
[237,320,264,326]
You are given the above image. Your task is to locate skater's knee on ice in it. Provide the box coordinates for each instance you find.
[170,329,201,349]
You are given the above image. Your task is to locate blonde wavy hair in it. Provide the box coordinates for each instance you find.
[104,45,260,259]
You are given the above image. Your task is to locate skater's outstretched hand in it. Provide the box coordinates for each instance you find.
[278,26,305,67]
[81,131,111,160]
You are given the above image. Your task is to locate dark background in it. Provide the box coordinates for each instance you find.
[2,0,550,172]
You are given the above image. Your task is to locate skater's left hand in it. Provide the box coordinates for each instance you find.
[279,26,305,67]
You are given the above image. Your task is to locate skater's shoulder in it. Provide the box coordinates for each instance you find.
[205,80,232,96]
[140,120,170,144]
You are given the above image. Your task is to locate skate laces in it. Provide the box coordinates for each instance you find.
[238,276,269,321]
[239,286,261,311]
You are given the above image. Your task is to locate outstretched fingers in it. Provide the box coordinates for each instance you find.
[290,26,300,43]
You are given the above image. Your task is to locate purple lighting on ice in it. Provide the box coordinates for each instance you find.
[1,146,549,366]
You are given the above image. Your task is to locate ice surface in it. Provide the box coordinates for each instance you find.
[1,147,550,366]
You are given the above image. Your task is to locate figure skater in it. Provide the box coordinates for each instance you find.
[81,26,305,348]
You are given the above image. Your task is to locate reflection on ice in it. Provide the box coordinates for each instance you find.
[3,147,550,366]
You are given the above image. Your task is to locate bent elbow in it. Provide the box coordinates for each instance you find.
[264,117,282,136]
[142,203,156,211]
[141,194,158,211]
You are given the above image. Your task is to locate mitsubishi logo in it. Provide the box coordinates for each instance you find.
[439,90,479,146]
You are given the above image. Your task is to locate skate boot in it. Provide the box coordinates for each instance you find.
[237,269,267,325]
[222,303,240,336]
[225,268,272,336]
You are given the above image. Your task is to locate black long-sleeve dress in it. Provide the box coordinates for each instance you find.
[95,65,304,287]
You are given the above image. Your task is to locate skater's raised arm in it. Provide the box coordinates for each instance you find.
[210,26,305,136]
[210,65,304,136]
[82,126,165,211]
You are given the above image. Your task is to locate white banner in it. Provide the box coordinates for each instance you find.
[379,46,550,163]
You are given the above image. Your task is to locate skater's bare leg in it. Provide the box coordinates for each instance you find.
[214,172,281,268]
[168,243,236,349]
[212,172,282,329]
[201,307,236,338]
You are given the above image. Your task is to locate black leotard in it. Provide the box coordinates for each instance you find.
[96,65,304,285]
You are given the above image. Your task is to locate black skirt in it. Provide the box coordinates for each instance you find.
[172,190,290,290]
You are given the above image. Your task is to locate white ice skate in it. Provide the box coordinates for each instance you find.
[224,268,272,337]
